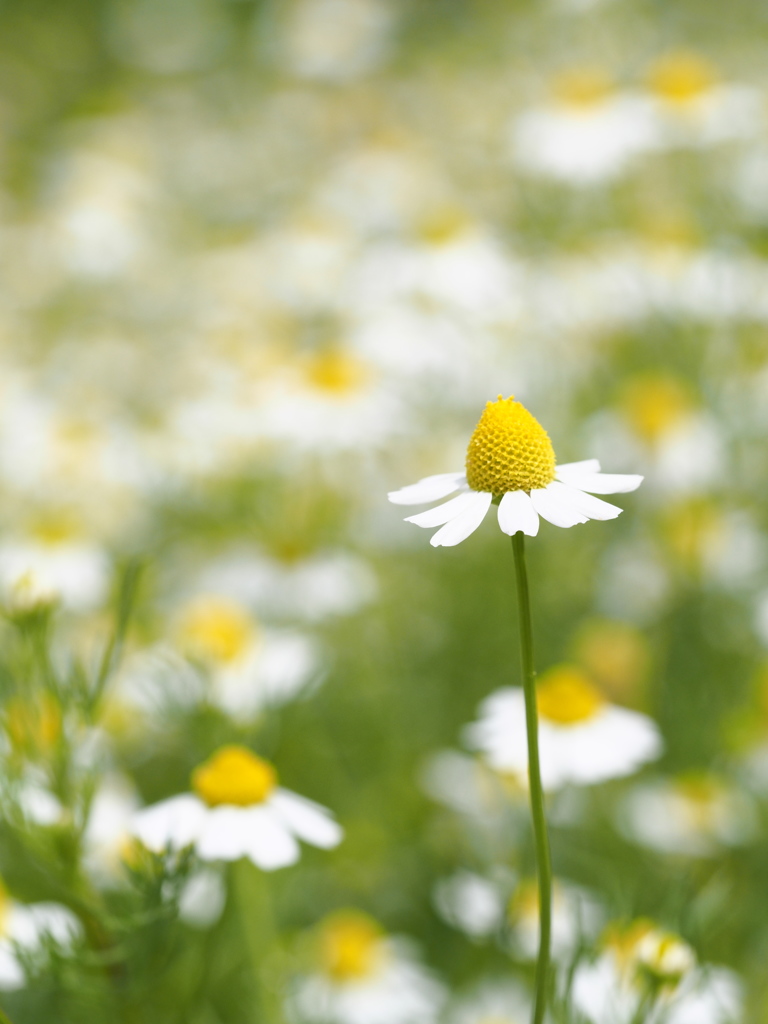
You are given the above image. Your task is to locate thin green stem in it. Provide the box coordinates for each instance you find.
[511,533,552,1024]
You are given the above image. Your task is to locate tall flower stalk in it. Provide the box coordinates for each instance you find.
[511,532,552,1024]
[389,394,643,1023]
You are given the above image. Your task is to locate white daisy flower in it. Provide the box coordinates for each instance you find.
[388,396,642,548]
[447,978,535,1024]
[434,870,602,961]
[197,548,377,623]
[509,70,658,185]
[618,773,758,857]
[130,745,343,871]
[464,665,662,790]
[571,920,743,1024]
[644,51,764,148]
[0,889,81,990]
[287,910,446,1024]
[0,520,110,613]
[173,595,323,718]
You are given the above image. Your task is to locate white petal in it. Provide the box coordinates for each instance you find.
[240,806,300,870]
[497,491,540,537]
[556,459,601,475]
[387,473,465,505]
[545,481,622,521]
[405,491,483,528]
[530,487,589,528]
[131,795,206,852]
[555,469,643,494]
[196,806,252,861]
[270,789,343,849]
[0,944,23,990]
[430,492,493,547]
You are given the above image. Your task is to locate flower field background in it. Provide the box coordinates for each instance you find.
[1,0,768,1021]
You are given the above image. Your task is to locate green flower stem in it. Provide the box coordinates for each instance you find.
[511,533,552,1024]
[234,859,286,1024]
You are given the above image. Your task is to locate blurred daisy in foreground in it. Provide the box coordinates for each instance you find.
[434,870,602,961]
[174,595,323,718]
[447,978,534,1024]
[510,69,657,184]
[197,548,377,623]
[388,395,642,547]
[644,50,764,147]
[260,348,406,456]
[287,909,445,1024]
[464,665,662,789]
[130,745,342,870]
[0,886,81,990]
[617,773,758,857]
[0,513,109,612]
[571,920,743,1024]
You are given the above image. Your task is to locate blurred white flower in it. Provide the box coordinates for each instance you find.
[435,869,601,961]
[197,548,377,623]
[465,666,661,790]
[278,0,394,82]
[287,910,446,1024]
[571,921,743,1024]
[0,893,81,990]
[131,745,342,870]
[643,51,764,148]
[389,397,642,548]
[618,774,758,857]
[433,870,509,940]
[510,70,658,184]
[0,531,110,613]
[83,774,141,883]
[110,597,323,725]
[178,867,227,929]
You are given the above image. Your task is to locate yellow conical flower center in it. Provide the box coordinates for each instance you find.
[176,597,256,665]
[647,51,718,105]
[536,666,605,725]
[192,746,277,807]
[552,68,614,109]
[304,350,370,395]
[319,911,385,981]
[465,396,556,495]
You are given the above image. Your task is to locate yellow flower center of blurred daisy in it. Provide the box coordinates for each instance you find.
[619,374,693,443]
[536,666,605,725]
[319,911,385,981]
[177,597,256,664]
[304,350,370,395]
[647,51,718,105]
[465,396,556,495]
[552,68,614,109]
[192,746,277,807]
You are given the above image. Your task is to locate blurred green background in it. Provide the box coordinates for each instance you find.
[0,0,768,1021]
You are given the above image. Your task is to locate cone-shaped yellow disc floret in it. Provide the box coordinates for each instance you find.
[465,396,556,494]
